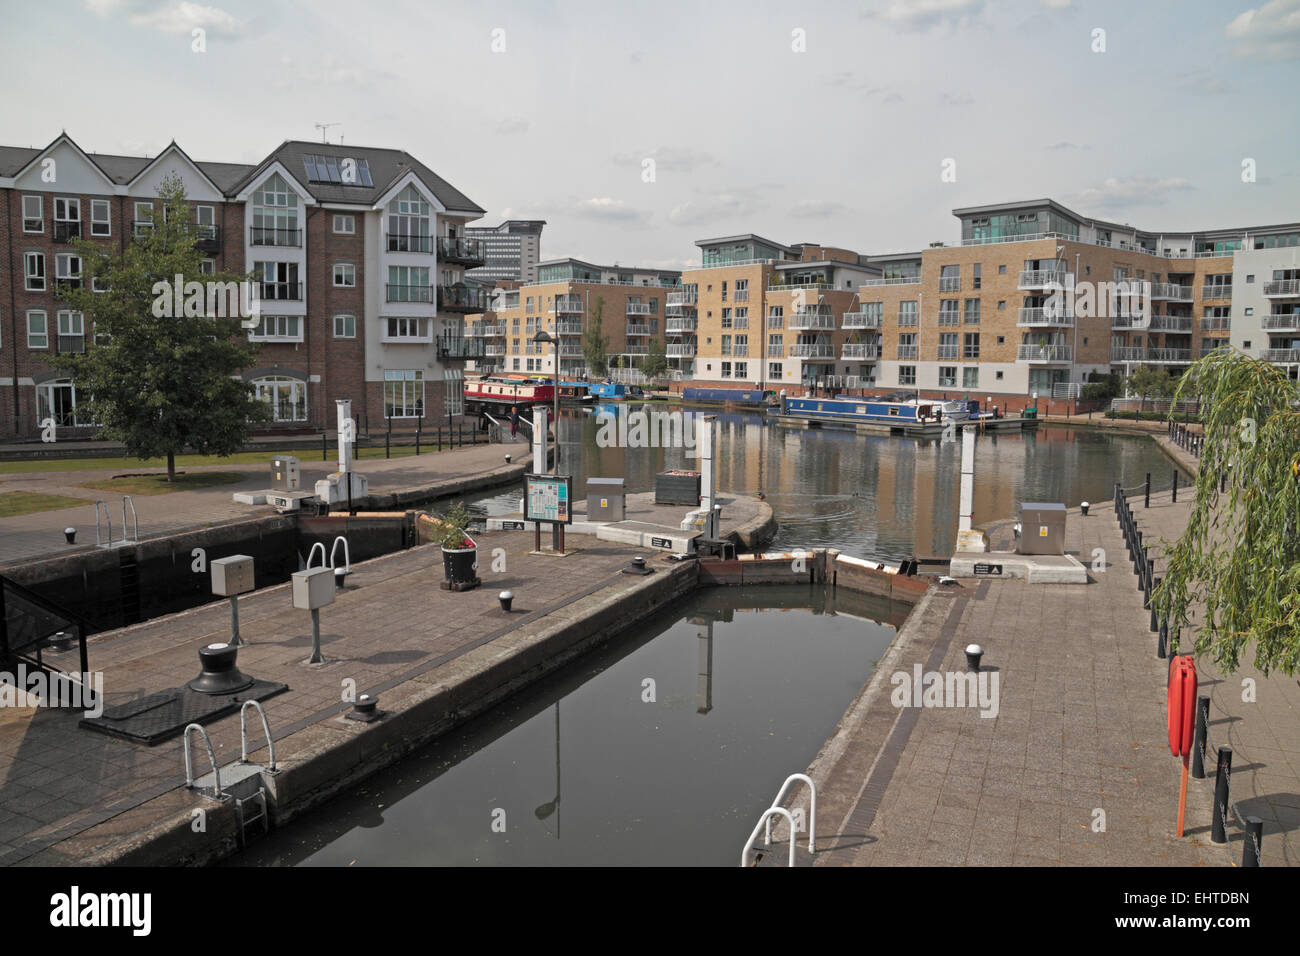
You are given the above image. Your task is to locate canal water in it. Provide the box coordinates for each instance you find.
[468,409,1187,561]
[233,585,904,867]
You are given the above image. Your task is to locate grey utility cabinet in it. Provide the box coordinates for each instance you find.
[1018,502,1067,556]
[587,477,626,522]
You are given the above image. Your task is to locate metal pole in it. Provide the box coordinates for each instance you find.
[553,341,561,474]
[1172,470,1178,503]
[1242,817,1263,867]
[1211,747,1232,844]
[229,595,243,647]
[309,608,325,664]
[1144,472,1150,509]
[1191,695,1209,779]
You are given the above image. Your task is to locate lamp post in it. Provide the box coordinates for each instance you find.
[533,330,560,473]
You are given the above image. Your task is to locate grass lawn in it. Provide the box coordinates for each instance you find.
[0,490,92,517]
[79,472,249,495]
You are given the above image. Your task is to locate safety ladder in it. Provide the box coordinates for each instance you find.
[94,496,139,548]
[740,773,817,867]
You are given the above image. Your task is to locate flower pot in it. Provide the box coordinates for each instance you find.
[441,536,479,590]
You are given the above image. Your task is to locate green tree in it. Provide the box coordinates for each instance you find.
[641,336,669,379]
[1081,370,1122,404]
[582,295,609,376]
[1125,364,1172,412]
[1153,351,1300,675]
[52,173,267,480]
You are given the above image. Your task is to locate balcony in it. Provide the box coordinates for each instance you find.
[788,310,835,331]
[667,344,696,358]
[250,225,303,247]
[937,310,961,327]
[1018,269,1066,290]
[897,312,919,327]
[1017,344,1073,363]
[53,222,82,243]
[1148,315,1195,332]
[936,344,960,360]
[439,336,487,361]
[734,289,750,303]
[860,276,920,287]
[438,236,486,266]
[484,344,506,356]
[386,283,434,304]
[558,343,584,357]
[789,343,834,359]
[666,289,698,306]
[468,322,508,337]
[1150,282,1193,301]
[554,319,583,336]
[938,276,961,293]
[552,298,584,314]
[1263,314,1300,332]
[626,324,652,336]
[1262,348,1300,363]
[842,310,883,329]
[1264,279,1300,298]
[1200,316,1231,332]
[896,345,919,360]
[261,280,304,301]
[1109,347,1193,364]
[665,304,693,318]
[1017,307,1074,327]
[841,343,879,360]
[387,233,433,254]
[626,303,654,316]
[439,285,490,313]
[768,281,834,293]
[1201,284,1232,300]
[666,317,697,334]
[624,344,650,355]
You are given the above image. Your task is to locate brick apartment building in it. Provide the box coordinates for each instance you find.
[0,132,487,441]
[466,257,681,378]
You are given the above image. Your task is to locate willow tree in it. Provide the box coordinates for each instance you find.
[1152,348,1300,675]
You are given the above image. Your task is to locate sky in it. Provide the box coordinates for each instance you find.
[2,0,1299,269]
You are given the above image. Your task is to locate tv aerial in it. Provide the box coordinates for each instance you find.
[314,122,341,143]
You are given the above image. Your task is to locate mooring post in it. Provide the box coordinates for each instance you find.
[1144,472,1151,509]
[1242,817,1264,867]
[1211,747,1232,844]
[1172,469,1179,503]
[1191,695,1209,779]
[309,607,324,664]
[1157,617,1167,658]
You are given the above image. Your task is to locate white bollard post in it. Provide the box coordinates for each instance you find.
[336,399,353,476]
[532,404,549,473]
[955,424,988,553]
[698,414,717,538]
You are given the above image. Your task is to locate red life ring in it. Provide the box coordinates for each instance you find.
[1166,655,1198,757]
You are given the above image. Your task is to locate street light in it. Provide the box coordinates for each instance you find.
[533,330,560,473]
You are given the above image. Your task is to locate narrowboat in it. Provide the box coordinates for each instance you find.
[463,375,556,411]
[558,381,594,404]
[771,396,947,435]
[589,382,646,401]
[681,387,778,407]
[835,394,972,421]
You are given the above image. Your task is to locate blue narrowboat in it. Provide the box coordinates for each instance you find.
[681,387,777,407]
[589,382,646,401]
[773,397,947,435]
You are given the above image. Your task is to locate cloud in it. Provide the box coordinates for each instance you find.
[828,73,904,103]
[612,147,715,173]
[1045,141,1089,150]
[276,55,393,90]
[866,0,987,32]
[1040,0,1071,8]
[1225,0,1300,60]
[569,197,647,223]
[85,0,247,36]
[496,118,530,135]
[1072,176,1194,211]
[790,199,849,218]
[941,92,974,106]
[667,192,766,227]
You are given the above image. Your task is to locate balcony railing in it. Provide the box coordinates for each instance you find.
[626,303,654,315]
[1017,344,1073,363]
[789,343,834,359]
[250,225,303,247]
[768,281,834,292]
[896,345,918,360]
[860,276,920,287]
[841,343,879,360]
[1018,270,1066,289]
[734,290,750,303]
[937,311,961,326]
[626,324,652,336]
[936,344,960,360]
[387,233,434,253]
[666,317,697,333]
[1109,347,1193,363]
[386,283,434,303]
[667,344,696,357]
[1017,307,1074,327]
[555,320,583,335]
[484,344,506,356]
[897,312,919,326]
[1150,282,1193,300]
[1200,316,1231,332]
[623,344,650,355]
[437,236,486,264]
[439,285,490,312]
[552,298,584,314]
[53,222,82,243]
[842,310,883,329]
[1264,279,1300,297]
[665,304,693,317]
[666,290,698,306]
[938,276,961,292]
[439,336,487,361]
[1148,315,1195,332]
[1262,314,1300,331]
[788,311,835,331]
[1262,348,1300,363]
[1201,284,1232,299]
[558,343,584,357]
[261,280,304,301]
[468,322,508,336]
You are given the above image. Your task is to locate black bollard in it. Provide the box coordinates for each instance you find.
[1242,817,1263,867]
[1157,617,1167,658]
[1144,472,1151,509]
[323,432,328,461]
[1191,695,1209,779]
[386,432,390,459]
[1211,747,1232,844]
[1173,470,1179,503]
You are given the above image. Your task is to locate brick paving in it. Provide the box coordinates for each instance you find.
[0,440,526,568]
[0,529,648,865]
[805,486,1269,867]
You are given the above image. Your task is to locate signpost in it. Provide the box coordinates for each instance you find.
[524,473,572,554]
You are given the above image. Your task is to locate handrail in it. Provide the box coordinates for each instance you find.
[183,723,224,797]
[122,496,138,543]
[306,541,327,570]
[329,535,351,575]
[239,700,276,771]
[741,808,796,867]
[94,500,111,548]
[764,772,817,852]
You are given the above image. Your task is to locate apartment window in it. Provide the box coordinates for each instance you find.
[200,259,215,275]
[57,311,85,353]
[899,301,918,326]
[721,308,732,329]
[384,370,425,418]
[36,379,91,427]
[972,264,982,290]
[964,299,980,324]
[248,315,302,341]
[333,214,355,234]
[27,311,49,349]
[55,254,83,290]
[134,201,154,236]
[995,370,1004,380]
[899,365,916,386]
[386,265,429,302]
[997,300,1006,310]
[22,195,42,232]
[1244,308,1254,316]
[768,333,784,356]
[734,307,748,328]
[734,334,749,356]
[1245,275,1254,283]
[258,261,301,299]
[998,265,1007,274]
[387,185,432,252]
[735,278,748,302]
[91,199,111,237]
[963,332,980,359]
[768,362,783,379]
[734,362,748,378]
[721,281,728,302]
[334,263,356,287]
[721,361,732,378]
[768,306,784,328]
[996,335,1005,345]
[512,359,520,370]
[939,265,960,292]
[962,367,979,388]
[939,366,957,388]
[386,317,427,340]
[24,251,46,291]
[334,314,356,338]
[938,300,960,325]
[251,174,299,245]
[526,297,534,314]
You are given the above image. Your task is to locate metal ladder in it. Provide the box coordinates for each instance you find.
[234,701,275,846]
[183,723,224,799]
[94,496,139,548]
[740,773,817,867]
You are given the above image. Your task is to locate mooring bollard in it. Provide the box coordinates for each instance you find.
[965,644,984,672]
[1243,817,1264,867]
[1211,747,1232,844]
[1172,470,1179,503]
[1158,617,1168,658]
[1191,695,1209,779]
[323,432,328,461]
[1144,472,1151,509]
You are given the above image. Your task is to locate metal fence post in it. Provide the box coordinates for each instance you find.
[1157,617,1167,658]
[1243,817,1263,867]
[1211,747,1232,844]
[1191,695,1209,779]
[1144,472,1151,508]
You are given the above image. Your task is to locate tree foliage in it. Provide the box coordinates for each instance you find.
[582,295,609,376]
[641,336,669,379]
[1153,349,1300,675]
[1125,364,1173,411]
[51,173,266,479]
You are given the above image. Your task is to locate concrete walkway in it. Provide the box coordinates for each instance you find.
[801,488,1268,867]
[0,440,527,569]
